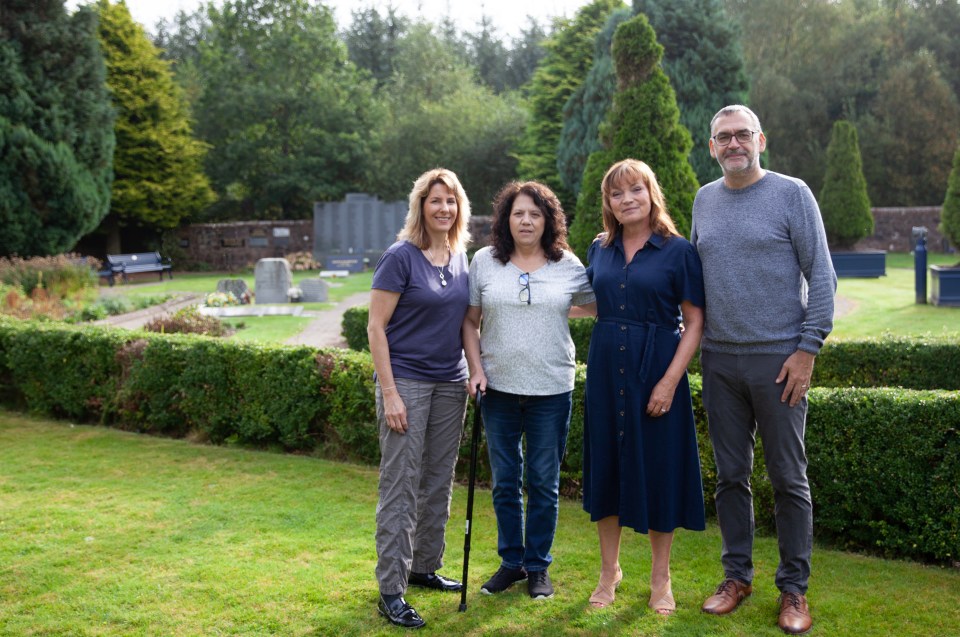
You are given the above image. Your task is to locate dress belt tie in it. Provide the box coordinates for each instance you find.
[597,317,679,383]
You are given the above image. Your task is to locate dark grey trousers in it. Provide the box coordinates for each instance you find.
[375,378,467,595]
[701,351,812,594]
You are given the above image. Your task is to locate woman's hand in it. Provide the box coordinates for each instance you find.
[646,377,678,418]
[467,370,487,398]
[382,386,408,433]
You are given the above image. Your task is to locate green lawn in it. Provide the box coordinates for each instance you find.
[1,410,958,637]
[832,252,959,340]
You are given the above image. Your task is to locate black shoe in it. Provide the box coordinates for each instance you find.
[408,571,462,592]
[377,595,425,629]
[480,565,527,595]
[527,569,554,599]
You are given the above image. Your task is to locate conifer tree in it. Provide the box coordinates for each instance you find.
[819,120,873,250]
[0,0,115,256]
[94,0,215,253]
[568,14,698,260]
[939,141,960,254]
[514,0,625,214]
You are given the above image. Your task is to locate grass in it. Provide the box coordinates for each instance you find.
[1,409,958,636]
[832,252,959,340]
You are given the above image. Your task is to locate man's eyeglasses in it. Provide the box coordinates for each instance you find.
[518,272,531,305]
[712,129,758,146]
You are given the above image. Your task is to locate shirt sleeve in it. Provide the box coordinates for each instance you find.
[793,185,837,354]
[372,246,409,293]
[468,250,483,307]
[675,240,706,309]
[567,252,596,306]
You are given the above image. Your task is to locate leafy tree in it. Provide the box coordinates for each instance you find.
[635,0,748,185]
[93,0,214,253]
[515,0,626,214]
[464,14,510,93]
[556,7,632,201]
[819,120,872,250]
[858,51,960,207]
[0,0,115,257]
[192,0,377,220]
[343,5,409,87]
[568,13,699,259]
[365,22,526,211]
[941,141,960,253]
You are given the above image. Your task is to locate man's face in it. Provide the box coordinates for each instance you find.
[709,112,766,178]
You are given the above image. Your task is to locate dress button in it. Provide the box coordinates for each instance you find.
[620,325,627,331]
[620,283,625,289]
[619,411,625,417]
[619,345,625,351]
[619,368,624,374]
[619,389,624,396]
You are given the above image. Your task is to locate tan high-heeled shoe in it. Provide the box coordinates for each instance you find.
[588,566,623,609]
[648,577,675,616]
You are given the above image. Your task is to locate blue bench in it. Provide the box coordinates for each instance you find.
[100,252,173,286]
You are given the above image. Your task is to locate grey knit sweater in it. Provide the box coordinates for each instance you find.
[691,171,837,356]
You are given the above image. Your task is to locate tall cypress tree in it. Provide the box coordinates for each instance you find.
[941,141,960,254]
[819,120,873,250]
[94,0,214,253]
[568,13,699,260]
[0,0,115,256]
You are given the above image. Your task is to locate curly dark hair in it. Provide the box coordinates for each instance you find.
[490,181,570,265]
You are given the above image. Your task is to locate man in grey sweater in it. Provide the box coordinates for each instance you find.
[690,105,836,635]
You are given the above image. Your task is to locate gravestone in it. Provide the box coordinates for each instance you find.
[299,278,329,303]
[216,279,251,303]
[254,258,293,304]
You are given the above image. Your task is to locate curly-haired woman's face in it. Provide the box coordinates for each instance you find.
[508,193,545,251]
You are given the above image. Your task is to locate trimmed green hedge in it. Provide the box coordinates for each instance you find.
[345,310,960,391]
[1,317,957,563]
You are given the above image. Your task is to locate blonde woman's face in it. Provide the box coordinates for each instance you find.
[423,183,458,238]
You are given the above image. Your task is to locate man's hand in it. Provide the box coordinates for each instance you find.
[775,350,815,407]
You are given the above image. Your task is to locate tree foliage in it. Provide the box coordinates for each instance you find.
[94,1,214,252]
[940,142,960,253]
[0,0,115,257]
[556,7,632,203]
[343,5,409,87]
[725,0,960,206]
[635,0,748,186]
[364,22,527,212]
[569,14,699,260]
[515,0,626,214]
[819,120,872,250]
[191,0,377,220]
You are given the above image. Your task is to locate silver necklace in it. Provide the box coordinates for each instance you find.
[427,245,448,287]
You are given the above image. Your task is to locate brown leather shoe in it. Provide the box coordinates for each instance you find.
[778,592,812,634]
[701,578,752,615]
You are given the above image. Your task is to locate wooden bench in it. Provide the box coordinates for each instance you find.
[100,252,173,286]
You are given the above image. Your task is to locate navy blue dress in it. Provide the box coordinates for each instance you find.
[582,233,706,533]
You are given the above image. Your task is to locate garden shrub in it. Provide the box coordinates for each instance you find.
[819,120,873,249]
[940,140,960,254]
[143,306,230,337]
[342,306,369,352]
[0,318,956,563]
[0,254,100,298]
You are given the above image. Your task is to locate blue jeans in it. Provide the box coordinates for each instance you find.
[482,388,572,573]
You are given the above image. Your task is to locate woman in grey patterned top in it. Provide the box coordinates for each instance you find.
[462,181,595,601]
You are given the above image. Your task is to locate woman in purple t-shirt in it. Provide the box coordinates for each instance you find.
[368,168,471,629]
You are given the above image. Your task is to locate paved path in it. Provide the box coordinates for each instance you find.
[285,291,370,348]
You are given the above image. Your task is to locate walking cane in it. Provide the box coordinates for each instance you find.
[459,386,483,612]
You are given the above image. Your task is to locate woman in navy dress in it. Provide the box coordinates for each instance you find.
[582,159,705,615]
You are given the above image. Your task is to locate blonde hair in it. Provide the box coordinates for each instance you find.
[397,168,471,252]
[600,159,680,247]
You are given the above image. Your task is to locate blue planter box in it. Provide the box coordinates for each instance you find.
[930,265,960,307]
[830,251,886,278]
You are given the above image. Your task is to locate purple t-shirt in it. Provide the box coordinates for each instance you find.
[372,240,469,382]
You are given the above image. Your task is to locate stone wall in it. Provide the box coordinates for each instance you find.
[854,207,955,253]
[176,220,313,271]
